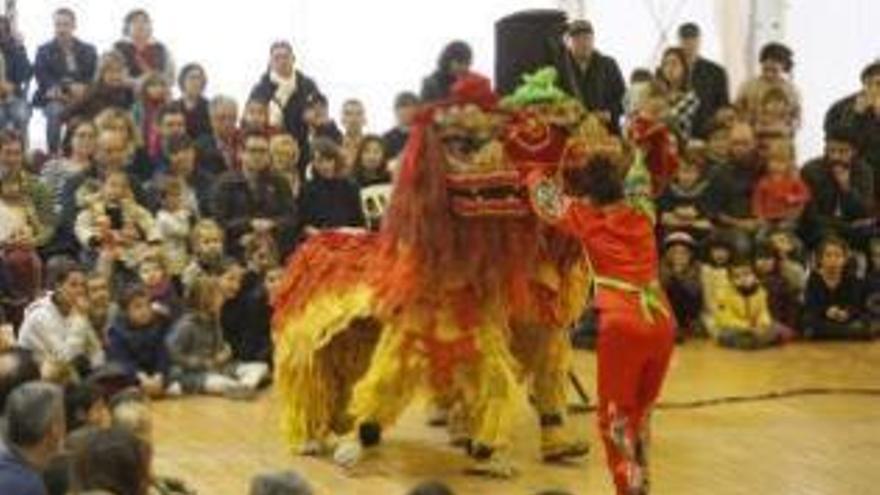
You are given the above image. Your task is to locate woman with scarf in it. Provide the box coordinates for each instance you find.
[249,41,321,172]
[113,9,175,87]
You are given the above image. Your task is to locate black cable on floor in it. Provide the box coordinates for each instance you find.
[568,386,880,414]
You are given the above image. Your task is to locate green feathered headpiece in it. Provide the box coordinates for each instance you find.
[500,67,574,108]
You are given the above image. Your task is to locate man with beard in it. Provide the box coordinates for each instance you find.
[800,129,875,250]
[824,60,880,214]
[212,132,298,258]
[708,122,764,253]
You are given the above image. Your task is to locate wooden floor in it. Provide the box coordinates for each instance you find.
[152,341,880,495]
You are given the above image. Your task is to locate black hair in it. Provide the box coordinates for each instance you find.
[861,60,880,83]
[122,9,150,37]
[825,125,858,146]
[177,62,206,92]
[394,91,420,109]
[166,134,195,155]
[156,102,186,125]
[60,118,96,157]
[64,383,104,432]
[437,40,473,74]
[117,284,150,312]
[657,47,692,90]
[629,68,653,84]
[678,22,700,39]
[0,348,41,412]
[270,40,294,56]
[565,155,624,205]
[46,256,84,288]
[72,427,151,495]
[816,235,849,259]
[759,42,794,73]
[54,7,76,21]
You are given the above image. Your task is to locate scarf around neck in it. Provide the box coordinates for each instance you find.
[268,70,298,127]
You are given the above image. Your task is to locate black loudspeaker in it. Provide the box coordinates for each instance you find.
[495,9,568,96]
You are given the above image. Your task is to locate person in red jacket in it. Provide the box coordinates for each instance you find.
[528,155,676,495]
[752,138,810,231]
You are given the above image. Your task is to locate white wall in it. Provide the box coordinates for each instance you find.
[15,0,879,159]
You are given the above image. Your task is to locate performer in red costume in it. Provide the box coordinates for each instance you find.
[529,156,676,494]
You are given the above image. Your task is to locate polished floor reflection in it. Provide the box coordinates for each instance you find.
[152,341,880,495]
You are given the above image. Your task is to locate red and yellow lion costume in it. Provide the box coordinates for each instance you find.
[271,69,627,475]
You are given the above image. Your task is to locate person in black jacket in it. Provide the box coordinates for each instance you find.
[556,19,626,134]
[33,8,98,154]
[382,91,419,159]
[678,22,730,139]
[299,137,365,236]
[173,63,212,139]
[113,9,175,86]
[420,41,472,103]
[800,129,875,250]
[249,41,321,171]
[212,132,298,258]
[0,16,33,135]
[824,60,880,215]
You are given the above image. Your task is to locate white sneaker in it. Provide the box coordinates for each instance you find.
[165,382,183,397]
[333,438,363,468]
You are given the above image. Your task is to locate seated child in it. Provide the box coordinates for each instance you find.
[802,237,873,340]
[765,226,808,291]
[180,219,225,295]
[298,137,365,237]
[107,285,173,398]
[751,139,809,232]
[866,237,880,331]
[659,232,703,338]
[753,243,801,333]
[657,160,714,242]
[166,275,269,398]
[712,258,786,349]
[137,254,183,323]
[700,231,735,332]
[64,382,111,434]
[155,176,196,277]
[221,235,278,364]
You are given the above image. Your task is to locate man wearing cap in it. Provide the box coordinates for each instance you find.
[556,19,626,134]
[678,22,729,139]
[824,60,880,215]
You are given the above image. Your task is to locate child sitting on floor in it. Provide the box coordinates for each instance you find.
[711,257,786,349]
[166,275,269,399]
[866,237,880,332]
[753,243,802,334]
[700,231,735,332]
[107,285,173,398]
[752,139,810,233]
[802,236,873,340]
[221,235,278,364]
[180,219,225,295]
[659,232,703,338]
[657,159,714,242]
[137,254,183,323]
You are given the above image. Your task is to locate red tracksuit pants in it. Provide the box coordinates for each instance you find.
[596,305,675,495]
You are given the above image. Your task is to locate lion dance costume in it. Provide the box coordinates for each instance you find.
[271,69,634,476]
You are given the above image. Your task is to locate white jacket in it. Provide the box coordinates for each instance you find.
[17,293,105,367]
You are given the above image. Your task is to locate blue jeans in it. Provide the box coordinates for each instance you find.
[42,100,66,153]
[0,97,31,134]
